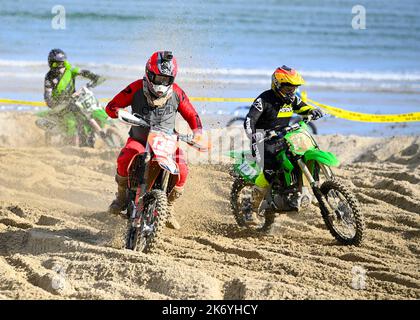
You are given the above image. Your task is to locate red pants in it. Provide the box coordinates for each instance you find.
[117,137,188,188]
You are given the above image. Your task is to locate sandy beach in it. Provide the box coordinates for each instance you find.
[0,112,418,299]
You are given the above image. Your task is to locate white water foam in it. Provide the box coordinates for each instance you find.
[2,59,420,81]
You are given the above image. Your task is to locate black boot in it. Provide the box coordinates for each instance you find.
[108,174,128,215]
[245,186,269,226]
[258,211,276,234]
[166,186,183,230]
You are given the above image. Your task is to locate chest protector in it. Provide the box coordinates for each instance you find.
[129,89,180,145]
[52,61,79,100]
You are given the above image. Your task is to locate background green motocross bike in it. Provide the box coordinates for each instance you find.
[229,116,365,246]
[36,85,124,148]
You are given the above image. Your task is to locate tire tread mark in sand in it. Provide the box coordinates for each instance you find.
[367,265,419,281]
[403,229,420,240]
[37,215,62,226]
[379,172,420,185]
[366,221,405,234]
[0,258,53,299]
[6,205,26,217]
[393,216,420,230]
[362,189,420,215]
[355,193,381,205]
[0,217,32,230]
[188,236,265,260]
[339,252,385,266]
[5,256,65,295]
[368,271,420,289]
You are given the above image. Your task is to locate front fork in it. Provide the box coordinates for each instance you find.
[161,171,170,193]
[297,159,333,188]
[128,153,150,222]
[131,159,170,228]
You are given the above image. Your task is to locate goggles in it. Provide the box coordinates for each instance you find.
[51,61,65,68]
[147,70,174,86]
[280,84,298,95]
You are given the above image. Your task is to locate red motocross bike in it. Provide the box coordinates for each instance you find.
[118,110,207,253]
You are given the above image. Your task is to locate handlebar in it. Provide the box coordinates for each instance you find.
[117,110,208,152]
[148,123,208,151]
[257,115,313,144]
[86,76,106,89]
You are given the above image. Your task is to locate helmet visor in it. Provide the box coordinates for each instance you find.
[51,61,65,68]
[280,84,298,95]
[147,70,174,86]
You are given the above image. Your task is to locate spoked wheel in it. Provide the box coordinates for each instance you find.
[314,180,364,246]
[230,177,265,229]
[125,189,168,253]
[226,117,246,127]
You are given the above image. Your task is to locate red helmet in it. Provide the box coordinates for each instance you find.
[145,51,178,97]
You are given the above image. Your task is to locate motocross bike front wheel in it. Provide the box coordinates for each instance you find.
[125,189,168,253]
[313,179,364,246]
[230,177,265,228]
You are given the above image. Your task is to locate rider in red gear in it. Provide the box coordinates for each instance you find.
[106,51,202,229]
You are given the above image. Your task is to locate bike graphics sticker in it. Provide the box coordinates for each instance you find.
[148,130,179,174]
[238,161,258,179]
[75,88,101,111]
[148,131,177,156]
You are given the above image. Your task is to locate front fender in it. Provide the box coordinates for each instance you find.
[156,157,180,175]
[304,149,340,167]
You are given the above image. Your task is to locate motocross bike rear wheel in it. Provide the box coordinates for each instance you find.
[313,179,364,246]
[230,177,265,228]
[125,189,168,253]
[226,117,247,127]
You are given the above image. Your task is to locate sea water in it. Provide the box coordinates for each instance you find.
[0,0,419,135]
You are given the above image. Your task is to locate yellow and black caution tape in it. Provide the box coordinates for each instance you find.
[306,98,420,123]
[0,98,46,107]
[190,97,254,103]
[101,97,256,103]
[0,96,419,123]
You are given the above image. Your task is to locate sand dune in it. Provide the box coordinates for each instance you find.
[0,112,419,299]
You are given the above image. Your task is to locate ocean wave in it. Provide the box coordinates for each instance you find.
[182,68,420,82]
[0,60,47,68]
[0,72,45,79]
[1,59,420,93]
[2,59,420,82]
[0,11,151,22]
[179,78,420,93]
[1,73,419,94]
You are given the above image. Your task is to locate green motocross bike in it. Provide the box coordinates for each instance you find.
[229,116,364,246]
[36,82,124,148]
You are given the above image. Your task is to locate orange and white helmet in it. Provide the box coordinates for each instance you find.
[271,65,305,103]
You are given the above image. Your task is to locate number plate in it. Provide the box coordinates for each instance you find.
[239,162,258,178]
